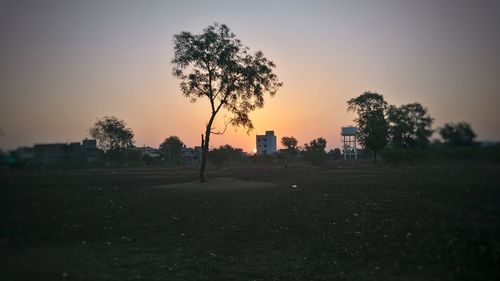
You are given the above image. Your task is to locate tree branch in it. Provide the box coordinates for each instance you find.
[210,117,229,135]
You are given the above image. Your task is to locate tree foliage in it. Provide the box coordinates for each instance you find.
[347,91,388,160]
[387,103,433,148]
[303,137,327,166]
[89,116,134,152]
[208,145,245,169]
[172,23,282,182]
[159,136,184,161]
[281,136,298,151]
[439,122,476,147]
[304,138,327,152]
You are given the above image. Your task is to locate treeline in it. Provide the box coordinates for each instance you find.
[347,91,499,163]
[1,117,201,169]
[85,117,348,168]
[89,117,201,167]
[2,97,498,170]
[199,139,337,169]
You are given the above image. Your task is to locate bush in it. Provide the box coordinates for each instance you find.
[303,138,327,166]
[249,154,275,166]
[380,148,430,164]
[208,145,246,169]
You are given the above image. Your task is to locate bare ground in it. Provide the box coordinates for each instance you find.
[1,162,499,280]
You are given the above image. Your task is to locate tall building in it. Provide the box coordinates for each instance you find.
[256,131,277,155]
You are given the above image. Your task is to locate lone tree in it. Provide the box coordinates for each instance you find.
[347,91,388,161]
[89,116,134,152]
[172,23,282,182]
[159,136,184,161]
[387,103,433,148]
[281,136,298,151]
[439,122,476,147]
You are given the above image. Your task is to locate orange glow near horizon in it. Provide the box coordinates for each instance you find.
[130,81,358,153]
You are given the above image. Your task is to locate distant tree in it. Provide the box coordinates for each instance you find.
[328,148,342,160]
[89,116,134,152]
[439,122,476,147]
[159,136,184,161]
[387,103,433,148]
[304,137,327,166]
[208,145,244,169]
[281,136,298,151]
[172,23,282,182]
[304,138,327,151]
[347,91,388,161]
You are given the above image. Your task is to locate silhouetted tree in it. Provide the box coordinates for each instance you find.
[159,136,184,161]
[387,103,433,148]
[304,137,327,166]
[439,122,476,147]
[172,23,282,182]
[89,116,134,152]
[347,91,388,161]
[281,136,298,151]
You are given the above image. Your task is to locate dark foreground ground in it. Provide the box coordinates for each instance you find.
[1,162,499,280]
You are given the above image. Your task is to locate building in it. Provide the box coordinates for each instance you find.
[128,146,161,159]
[180,145,202,163]
[34,143,68,165]
[8,147,34,166]
[81,139,100,162]
[256,131,277,155]
[33,138,101,165]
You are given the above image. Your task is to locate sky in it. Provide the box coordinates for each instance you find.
[1,0,499,152]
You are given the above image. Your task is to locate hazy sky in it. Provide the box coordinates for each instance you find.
[1,0,499,152]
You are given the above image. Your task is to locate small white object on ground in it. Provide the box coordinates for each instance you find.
[291,184,298,188]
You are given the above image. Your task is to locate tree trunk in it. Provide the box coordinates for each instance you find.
[200,134,206,182]
[200,114,216,183]
[373,150,378,163]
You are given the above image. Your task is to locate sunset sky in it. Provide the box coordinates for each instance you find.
[1,0,499,152]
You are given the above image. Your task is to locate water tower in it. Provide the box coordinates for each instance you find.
[341,126,358,159]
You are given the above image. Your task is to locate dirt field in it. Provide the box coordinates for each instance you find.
[1,162,499,280]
